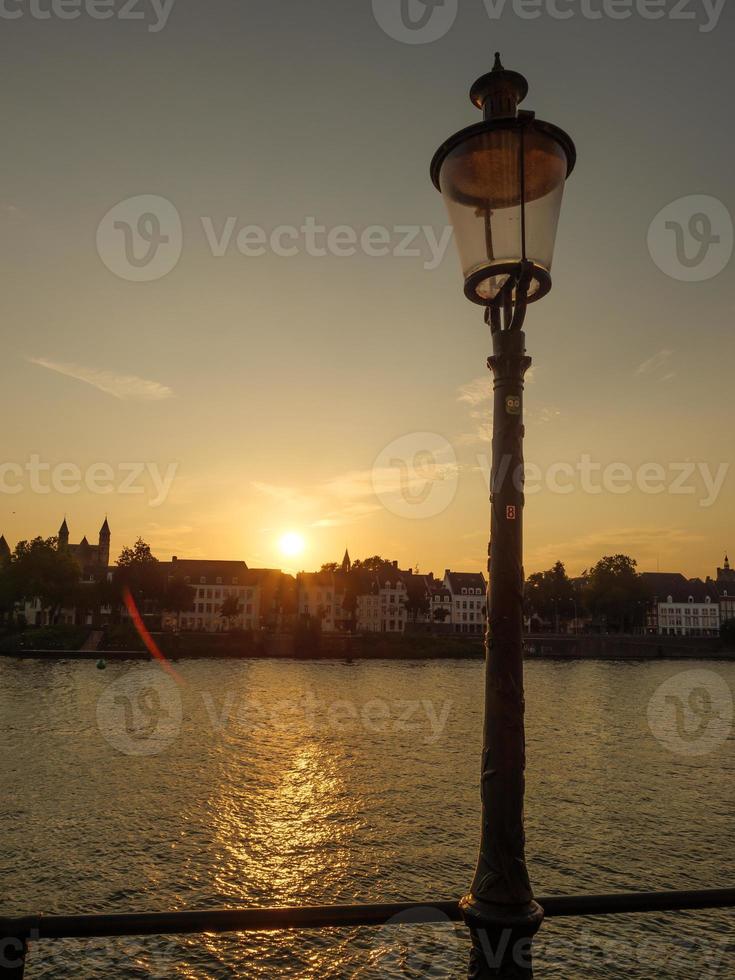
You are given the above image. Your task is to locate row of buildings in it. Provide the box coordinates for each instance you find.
[297,552,486,635]
[164,551,487,635]
[1,522,487,635]
[641,559,735,638]
[3,520,734,638]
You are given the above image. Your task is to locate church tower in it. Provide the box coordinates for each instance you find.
[58,518,69,550]
[99,517,111,568]
[341,548,351,573]
[716,553,735,585]
[0,535,10,563]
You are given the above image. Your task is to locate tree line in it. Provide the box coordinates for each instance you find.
[526,554,651,633]
[0,536,199,627]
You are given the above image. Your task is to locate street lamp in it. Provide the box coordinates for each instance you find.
[431,54,575,978]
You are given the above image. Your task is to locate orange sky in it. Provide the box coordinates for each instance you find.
[1,7,732,582]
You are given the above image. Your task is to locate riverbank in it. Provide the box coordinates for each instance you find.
[524,633,735,660]
[1,628,734,660]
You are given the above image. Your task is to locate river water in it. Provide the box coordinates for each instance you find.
[1,657,733,978]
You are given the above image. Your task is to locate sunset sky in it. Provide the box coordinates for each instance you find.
[1,3,733,579]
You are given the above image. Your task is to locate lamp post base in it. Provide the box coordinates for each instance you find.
[460,896,544,979]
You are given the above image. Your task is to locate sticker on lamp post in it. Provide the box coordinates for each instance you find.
[506,505,516,519]
[505,395,521,415]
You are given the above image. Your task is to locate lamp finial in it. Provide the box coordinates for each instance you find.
[470,56,528,118]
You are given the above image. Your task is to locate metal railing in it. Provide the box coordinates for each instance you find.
[2,887,733,977]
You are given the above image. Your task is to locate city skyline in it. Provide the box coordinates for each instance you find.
[0,512,730,582]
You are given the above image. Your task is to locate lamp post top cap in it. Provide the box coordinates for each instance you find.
[470,53,529,116]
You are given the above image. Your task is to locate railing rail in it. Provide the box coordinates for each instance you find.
[2,887,734,936]
[2,888,733,977]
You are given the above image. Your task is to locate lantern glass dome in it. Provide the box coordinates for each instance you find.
[433,115,574,306]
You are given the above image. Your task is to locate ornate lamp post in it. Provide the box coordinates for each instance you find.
[431,55,575,978]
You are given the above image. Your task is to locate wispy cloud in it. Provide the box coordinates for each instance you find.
[28,358,173,401]
[457,367,536,408]
[456,370,549,445]
[252,458,461,530]
[457,376,491,407]
[634,349,674,380]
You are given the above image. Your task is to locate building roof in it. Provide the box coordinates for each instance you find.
[426,577,451,599]
[444,570,487,593]
[376,567,407,587]
[166,557,250,585]
[641,572,718,603]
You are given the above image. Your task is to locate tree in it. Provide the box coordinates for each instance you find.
[433,606,450,623]
[525,561,577,629]
[584,554,647,633]
[320,562,339,572]
[0,560,15,625]
[340,581,359,632]
[8,537,81,624]
[90,574,120,623]
[351,556,396,572]
[114,539,163,606]
[163,576,196,616]
[117,538,156,567]
[404,591,429,623]
[720,618,735,649]
[220,593,242,630]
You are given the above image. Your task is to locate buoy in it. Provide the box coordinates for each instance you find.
[96,658,107,670]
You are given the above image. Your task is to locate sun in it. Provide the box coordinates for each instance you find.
[278,531,305,559]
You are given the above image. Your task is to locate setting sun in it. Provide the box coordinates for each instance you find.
[278,531,305,559]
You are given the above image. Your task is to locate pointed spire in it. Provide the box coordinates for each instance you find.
[726,554,730,570]
[0,534,10,560]
[341,548,351,572]
[58,517,69,549]
[100,517,110,536]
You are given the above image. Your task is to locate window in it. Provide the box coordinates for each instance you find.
[216,577,222,585]
[200,577,206,584]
